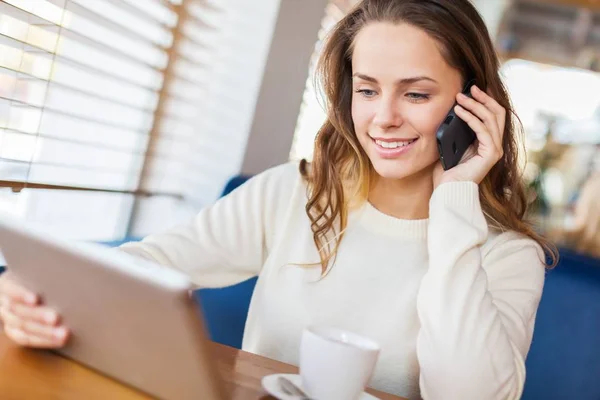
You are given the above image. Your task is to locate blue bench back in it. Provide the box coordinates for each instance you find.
[193,174,254,348]
[523,249,600,399]
[98,175,255,348]
[124,175,255,349]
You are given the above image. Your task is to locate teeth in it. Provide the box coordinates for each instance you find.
[375,139,415,149]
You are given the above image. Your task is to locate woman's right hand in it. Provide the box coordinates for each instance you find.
[0,272,69,348]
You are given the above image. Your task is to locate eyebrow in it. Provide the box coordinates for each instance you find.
[352,73,437,85]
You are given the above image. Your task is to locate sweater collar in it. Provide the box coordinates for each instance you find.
[352,201,428,240]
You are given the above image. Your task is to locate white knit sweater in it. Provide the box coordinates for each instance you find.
[119,162,545,400]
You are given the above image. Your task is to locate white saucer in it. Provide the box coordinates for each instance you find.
[261,373,379,400]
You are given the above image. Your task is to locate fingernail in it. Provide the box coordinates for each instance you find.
[45,311,57,324]
[25,293,37,305]
[458,92,467,98]
[54,327,67,340]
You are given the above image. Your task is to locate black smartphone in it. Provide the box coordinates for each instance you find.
[436,79,477,170]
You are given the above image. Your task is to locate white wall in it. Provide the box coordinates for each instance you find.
[241,0,329,175]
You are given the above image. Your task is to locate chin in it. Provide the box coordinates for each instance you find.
[371,159,420,180]
[369,156,437,182]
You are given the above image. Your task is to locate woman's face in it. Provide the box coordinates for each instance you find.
[351,22,463,181]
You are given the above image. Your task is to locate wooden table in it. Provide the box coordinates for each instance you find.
[0,333,404,399]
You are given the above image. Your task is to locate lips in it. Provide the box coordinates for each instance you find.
[373,138,417,149]
[370,136,419,159]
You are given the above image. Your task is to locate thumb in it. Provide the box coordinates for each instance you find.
[460,142,478,164]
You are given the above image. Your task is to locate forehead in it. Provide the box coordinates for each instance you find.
[351,22,455,81]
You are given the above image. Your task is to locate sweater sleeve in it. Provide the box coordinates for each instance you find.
[417,181,546,400]
[118,163,300,288]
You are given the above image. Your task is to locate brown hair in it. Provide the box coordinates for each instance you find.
[301,0,558,273]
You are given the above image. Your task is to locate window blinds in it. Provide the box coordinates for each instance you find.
[0,0,290,240]
[0,0,183,240]
[0,0,179,191]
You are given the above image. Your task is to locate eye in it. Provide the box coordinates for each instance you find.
[405,92,430,103]
[355,89,377,98]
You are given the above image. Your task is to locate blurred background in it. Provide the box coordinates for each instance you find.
[0,0,598,259]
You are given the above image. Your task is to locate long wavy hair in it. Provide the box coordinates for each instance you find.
[301,0,558,274]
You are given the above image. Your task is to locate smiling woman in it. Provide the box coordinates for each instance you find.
[350,23,461,179]
[305,0,557,270]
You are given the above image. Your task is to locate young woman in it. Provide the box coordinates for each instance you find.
[0,0,557,398]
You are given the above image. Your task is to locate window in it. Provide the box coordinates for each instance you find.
[502,59,600,223]
[0,0,281,241]
[0,0,178,240]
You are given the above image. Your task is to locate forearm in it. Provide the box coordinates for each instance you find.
[417,182,543,399]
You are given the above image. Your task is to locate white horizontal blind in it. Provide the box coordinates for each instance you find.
[129,0,282,236]
[0,0,301,240]
[0,0,179,240]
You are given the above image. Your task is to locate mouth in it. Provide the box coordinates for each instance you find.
[370,137,419,158]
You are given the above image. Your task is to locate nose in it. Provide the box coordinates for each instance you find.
[372,94,403,130]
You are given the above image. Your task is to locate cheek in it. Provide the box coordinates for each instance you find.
[351,100,373,135]
[408,103,450,138]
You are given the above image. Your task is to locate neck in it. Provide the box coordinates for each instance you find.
[368,165,435,220]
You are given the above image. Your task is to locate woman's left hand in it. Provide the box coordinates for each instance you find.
[433,85,506,190]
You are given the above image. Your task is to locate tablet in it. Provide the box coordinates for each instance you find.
[0,216,227,400]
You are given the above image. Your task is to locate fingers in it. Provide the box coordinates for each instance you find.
[456,86,505,160]
[471,85,506,126]
[457,92,498,137]
[0,275,69,349]
[4,325,69,349]
[8,300,60,326]
[0,274,38,306]
[453,104,495,151]
[0,301,69,348]
[0,274,69,349]
[474,86,506,153]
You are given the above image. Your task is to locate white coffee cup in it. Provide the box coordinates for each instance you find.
[299,326,381,400]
